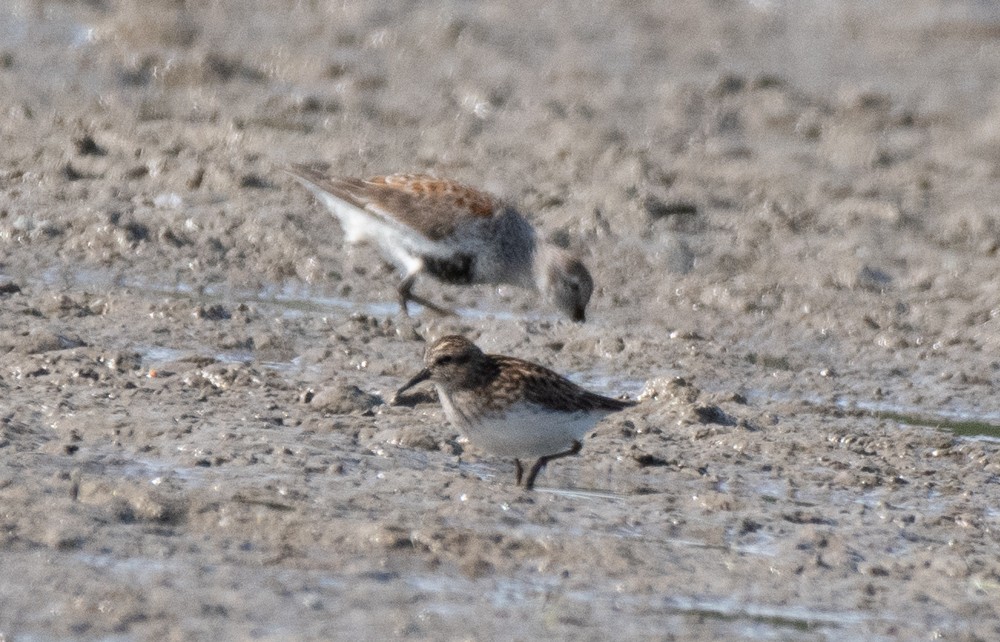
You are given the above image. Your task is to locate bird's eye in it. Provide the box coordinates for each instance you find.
[435,353,471,366]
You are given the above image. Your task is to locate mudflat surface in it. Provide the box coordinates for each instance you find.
[2,0,1000,639]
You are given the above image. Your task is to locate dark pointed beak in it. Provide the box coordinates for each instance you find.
[394,367,432,399]
[572,306,586,323]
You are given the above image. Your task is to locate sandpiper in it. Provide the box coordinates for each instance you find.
[395,335,635,490]
[284,165,593,321]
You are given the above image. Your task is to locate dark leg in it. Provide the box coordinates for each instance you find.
[523,441,583,490]
[396,274,413,316]
[397,273,456,317]
[514,459,524,486]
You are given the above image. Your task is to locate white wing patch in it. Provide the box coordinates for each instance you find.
[304,184,442,277]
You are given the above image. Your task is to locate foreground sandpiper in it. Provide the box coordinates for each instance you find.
[395,335,635,490]
[285,165,593,321]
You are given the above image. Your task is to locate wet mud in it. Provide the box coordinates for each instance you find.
[2,0,1000,639]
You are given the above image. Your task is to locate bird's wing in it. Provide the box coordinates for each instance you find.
[286,165,499,241]
[491,356,636,413]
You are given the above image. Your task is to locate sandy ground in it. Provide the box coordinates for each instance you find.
[2,0,1000,639]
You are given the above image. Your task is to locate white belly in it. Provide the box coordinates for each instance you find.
[439,392,607,458]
